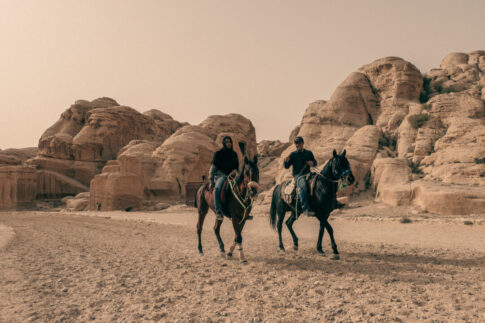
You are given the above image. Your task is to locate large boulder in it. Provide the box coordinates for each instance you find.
[371,158,412,206]
[89,160,144,211]
[411,181,485,215]
[65,192,90,211]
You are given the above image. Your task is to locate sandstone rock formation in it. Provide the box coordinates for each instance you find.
[257,140,290,157]
[269,51,484,215]
[89,114,257,210]
[0,166,37,210]
[65,192,90,211]
[0,148,37,166]
[89,160,144,211]
[26,98,184,199]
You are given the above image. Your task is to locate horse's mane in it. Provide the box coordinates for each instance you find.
[320,157,335,178]
[236,166,244,185]
[235,160,259,185]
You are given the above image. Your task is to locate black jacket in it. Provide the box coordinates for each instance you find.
[212,147,239,176]
[284,149,317,177]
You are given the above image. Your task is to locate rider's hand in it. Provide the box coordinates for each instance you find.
[306,161,313,166]
[284,156,290,163]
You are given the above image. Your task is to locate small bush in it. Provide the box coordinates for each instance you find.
[408,113,429,129]
[419,76,432,103]
[464,220,474,226]
[379,135,397,150]
[423,103,432,111]
[475,157,485,164]
[409,161,423,174]
[400,217,412,224]
[441,87,455,94]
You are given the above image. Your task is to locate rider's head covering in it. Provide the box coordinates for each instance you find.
[294,136,304,144]
[222,136,233,149]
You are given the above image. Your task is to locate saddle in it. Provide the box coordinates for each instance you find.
[281,172,319,207]
[212,179,230,204]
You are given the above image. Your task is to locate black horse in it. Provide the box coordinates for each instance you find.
[269,149,354,258]
[196,156,259,263]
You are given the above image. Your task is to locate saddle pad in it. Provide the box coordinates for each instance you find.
[284,180,295,195]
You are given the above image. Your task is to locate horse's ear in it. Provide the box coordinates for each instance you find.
[333,149,337,157]
[253,155,258,164]
[342,149,346,157]
[244,156,249,164]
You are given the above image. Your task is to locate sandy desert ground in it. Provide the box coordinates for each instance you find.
[1,200,485,322]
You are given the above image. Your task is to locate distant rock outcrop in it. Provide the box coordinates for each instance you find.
[25,98,185,199]
[257,140,290,157]
[0,147,37,166]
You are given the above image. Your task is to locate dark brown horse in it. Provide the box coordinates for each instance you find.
[270,150,354,258]
[195,156,259,263]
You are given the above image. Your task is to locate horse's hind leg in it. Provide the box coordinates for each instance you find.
[214,218,225,256]
[323,220,340,260]
[285,211,299,251]
[197,211,207,254]
[196,191,209,254]
[277,207,286,251]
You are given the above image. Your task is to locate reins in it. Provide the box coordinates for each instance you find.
[227,167,254,224]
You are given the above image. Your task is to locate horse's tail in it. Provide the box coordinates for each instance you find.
[194,186,199,208]
[269,185,279,230]
[194,175,207,208]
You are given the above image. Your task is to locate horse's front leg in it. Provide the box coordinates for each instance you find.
[323,220,340,260]
[229,219,247,264]
[227,240,236,259]
[235,233,247,264]
[316,220,325,255]
[214,218,225,256]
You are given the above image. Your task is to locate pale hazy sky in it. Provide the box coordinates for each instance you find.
[1,0,484,149]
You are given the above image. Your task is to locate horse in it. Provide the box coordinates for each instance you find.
[195,156,259,263]
[269,149,355,258]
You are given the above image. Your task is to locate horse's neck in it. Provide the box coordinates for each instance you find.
[320,159,336,180]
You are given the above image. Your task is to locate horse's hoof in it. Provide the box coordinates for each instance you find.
[279,246,285,252]
[220,252,226,258]
[317,250,326,256]
[198,249,203,255]
[241,259,248,265]
[226,253,233,259]
[332,254,340,260]
[293,245,298,251]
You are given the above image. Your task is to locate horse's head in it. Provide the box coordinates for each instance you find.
[328,149,355,185]
[240,156,260,198]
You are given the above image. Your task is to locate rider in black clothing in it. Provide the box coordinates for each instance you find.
[284,136,317,216]
[209,136,239,220]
